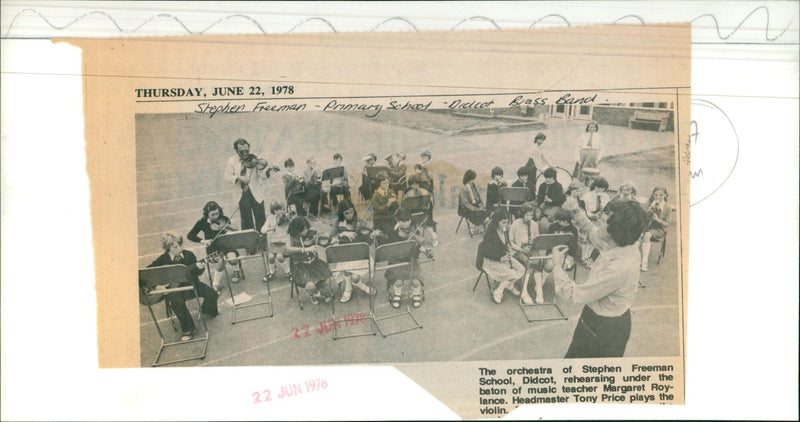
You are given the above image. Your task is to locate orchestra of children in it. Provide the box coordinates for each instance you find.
[143,127,670,356]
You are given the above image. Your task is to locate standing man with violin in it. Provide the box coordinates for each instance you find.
[223,138,273,232]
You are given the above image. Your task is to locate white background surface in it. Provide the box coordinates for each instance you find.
[1,2,798,420]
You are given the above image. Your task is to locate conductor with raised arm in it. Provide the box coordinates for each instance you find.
[550,200,648,358]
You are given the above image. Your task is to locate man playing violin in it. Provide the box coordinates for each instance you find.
[187,201,241,290]
[145,232,219,341]
[223,138,273,232]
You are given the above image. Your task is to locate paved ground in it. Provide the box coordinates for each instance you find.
[136,111,682,367]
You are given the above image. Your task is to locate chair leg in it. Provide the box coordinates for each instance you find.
[657,238,667,265]
[456,217,463,234]
[472,271,483,291]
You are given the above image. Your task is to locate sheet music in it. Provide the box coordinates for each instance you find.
[1,2,797,420]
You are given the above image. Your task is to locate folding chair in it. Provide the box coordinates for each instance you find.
[455,214,475,238]
[518,234,574,323]
[499,187,530,220]
[139,265,209,367]
[211,230,274,323]
[325,243,377,339]
[471,240,493,295]
[372,240,424,337]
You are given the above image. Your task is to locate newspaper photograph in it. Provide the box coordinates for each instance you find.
[71,24,690,418]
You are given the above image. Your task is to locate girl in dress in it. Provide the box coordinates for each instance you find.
[261,201,291,280]
[285,216,333,305]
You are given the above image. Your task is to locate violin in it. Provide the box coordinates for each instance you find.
[242,154,280,174]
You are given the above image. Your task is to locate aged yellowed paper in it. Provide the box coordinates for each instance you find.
[69,24,689,418]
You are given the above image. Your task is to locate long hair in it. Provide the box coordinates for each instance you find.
[337,200,357,223]
[463,169,477,185]
[648,186,668,205]
[202,201,224,219]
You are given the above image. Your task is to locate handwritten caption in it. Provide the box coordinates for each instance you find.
[252,378,328,404]
[134,85,600,119]
[291,312,368,339]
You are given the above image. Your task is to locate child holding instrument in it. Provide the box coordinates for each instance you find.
[548,208,579,271]
[367,176,398,236]
[405,175,439,247]
[261,201,291,279]
[187,201,241,291]
[640,187,670,272]
[332,200,376,303]
[525,132,552,180]
[327,152,351,208]
[285,216,333,305]
[282,158,307,217]
[480,210,526,304]
[382,209,428,308]
[582,177,610,221]
[486,166,508,212]
[145,232,219,341]
[536,167,565,228]
[511,167,537,218]
[458,169,490,229]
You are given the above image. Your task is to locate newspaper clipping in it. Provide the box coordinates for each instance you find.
[71,24,690,418]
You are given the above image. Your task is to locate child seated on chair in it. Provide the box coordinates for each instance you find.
[536,167,565,230]
[382,209,428,309]
[481,210,526,304]
[146,232,219,341]
[261,201,291,279]
[582,177,610,221]
[285,216,333,305]
[486,166,508,212]
[327,152,351,208]
[509,203,540,265]
[405,175,439,246]
[332,200,376,303]
[511,167,537,218]
[458,169,490,230]
[548,208,579,271]
[640,187,670,272]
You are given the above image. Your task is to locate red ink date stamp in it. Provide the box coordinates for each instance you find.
[252,378,328,404]
[291,312,368,339]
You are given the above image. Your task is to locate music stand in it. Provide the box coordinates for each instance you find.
[518,234,574,323]
[139,265,209,367]
[372,240,423,337]
[499,187,530,219]
[211,230,274,324]
[325,243,377,339]
[402,194,430,213]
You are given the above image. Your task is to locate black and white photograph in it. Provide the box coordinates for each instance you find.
[136,98,685,367]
